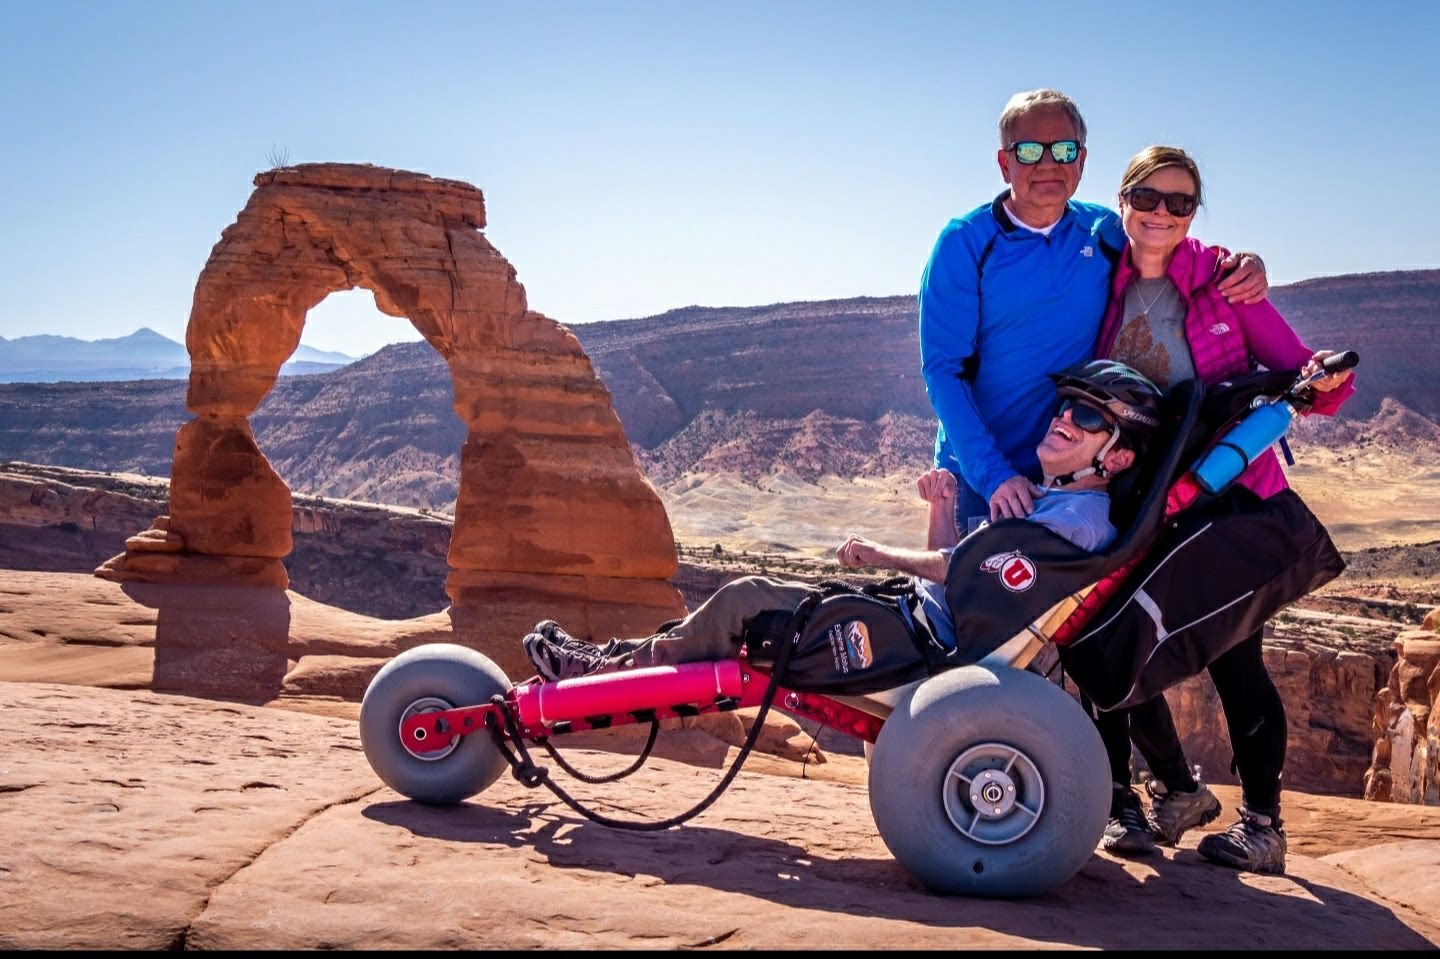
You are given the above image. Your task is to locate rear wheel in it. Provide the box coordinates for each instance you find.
[868,665,1109,897]
[359,643,511,804]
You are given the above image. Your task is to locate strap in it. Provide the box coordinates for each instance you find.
[535,720,660,784]
[808,575,915,601]
[960,231,1002,386]
[1212,440,1252,474]
[1097,231,1122,270]
[484,600,806,832]
[975,232,1001,281]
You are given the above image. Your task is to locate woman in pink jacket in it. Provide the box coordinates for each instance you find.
[1089,145,1354,874]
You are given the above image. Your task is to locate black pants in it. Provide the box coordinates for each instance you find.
[1087,628,1286,816]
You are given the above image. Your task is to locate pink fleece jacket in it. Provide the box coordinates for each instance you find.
[1096,237,1355,498]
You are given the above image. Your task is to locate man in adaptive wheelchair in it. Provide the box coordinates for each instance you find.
[523,360,1163,682]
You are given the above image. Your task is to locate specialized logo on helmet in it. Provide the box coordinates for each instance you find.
[1114,405,1161,428]
[981,550,1037,592]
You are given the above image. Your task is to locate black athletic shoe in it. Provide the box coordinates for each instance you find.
[522,620,616,682]
[1102,785,1158,857]
[1197,807,1287,875]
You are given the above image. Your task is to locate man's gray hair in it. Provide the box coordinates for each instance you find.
[998,89,1088,147]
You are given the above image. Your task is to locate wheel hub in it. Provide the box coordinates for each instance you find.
[943,742,1045,846]
[400,696,461,761]
[973,769,1017,815]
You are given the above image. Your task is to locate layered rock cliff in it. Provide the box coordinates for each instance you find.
[1366,610,1440,805]
[3,270,1436,501]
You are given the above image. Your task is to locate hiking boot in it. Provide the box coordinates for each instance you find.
[1101,785,1157,857]
[522,620,618,682]
[1146,776,1222,846]
[1197,808,1287,875]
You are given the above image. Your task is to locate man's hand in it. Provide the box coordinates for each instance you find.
[1301,349,1353,393]
[989,475,1043,521]
[835,535,882,570]
[920,467,961,550]
[1216,251,1268,305]
[836,536,949,581]
[917,468,957,505]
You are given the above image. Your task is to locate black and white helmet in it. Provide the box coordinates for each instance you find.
[1048,359,1164,449]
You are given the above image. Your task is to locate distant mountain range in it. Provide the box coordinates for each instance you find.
[0,327,357,382]
[0,269,1435,509]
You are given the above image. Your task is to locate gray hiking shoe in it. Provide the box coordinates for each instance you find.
[522,620,619,682]
[1146,776,1222,846]
[1102,785,1157,857]
[1197,808,1287,875]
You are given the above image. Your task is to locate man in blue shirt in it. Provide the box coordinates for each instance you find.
[522,362,1161,678]
[919,89,1267,532]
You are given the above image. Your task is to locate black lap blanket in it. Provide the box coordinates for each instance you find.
[1059,487,1344,711]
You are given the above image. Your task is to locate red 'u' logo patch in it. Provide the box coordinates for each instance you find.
[1000,556,1037,592]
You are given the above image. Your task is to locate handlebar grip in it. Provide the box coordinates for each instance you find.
[1321,350,1359,373]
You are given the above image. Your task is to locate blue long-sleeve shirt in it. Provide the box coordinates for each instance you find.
[919,193,1124,501]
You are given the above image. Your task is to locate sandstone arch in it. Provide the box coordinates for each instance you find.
[99,163,685,649]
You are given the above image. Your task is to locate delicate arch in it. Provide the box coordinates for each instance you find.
[100,163,684,647]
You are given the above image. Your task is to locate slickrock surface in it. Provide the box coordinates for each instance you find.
[3,681,1439,950]
[99,161,685,644]
[0,568,817,760]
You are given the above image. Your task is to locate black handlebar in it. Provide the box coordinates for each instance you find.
[1321,350,1360,374]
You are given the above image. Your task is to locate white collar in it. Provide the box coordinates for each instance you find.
[1003,199,1060,236]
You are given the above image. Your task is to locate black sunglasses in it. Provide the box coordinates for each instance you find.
[1008,139,1081,165]
[1122,186,1199,217]
[1057,398,1115,434]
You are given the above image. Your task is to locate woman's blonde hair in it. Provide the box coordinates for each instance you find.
[1119,145,1203,208]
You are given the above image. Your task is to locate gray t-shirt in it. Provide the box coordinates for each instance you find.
[1113,276,1195,389]
[916,489,1117,650]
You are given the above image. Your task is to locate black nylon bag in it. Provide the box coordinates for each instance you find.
[743,589,933,695]
[1059,487,1345,711]
[938,519,1102,669]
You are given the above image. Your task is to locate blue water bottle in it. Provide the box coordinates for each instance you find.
[1193,399,1296,494]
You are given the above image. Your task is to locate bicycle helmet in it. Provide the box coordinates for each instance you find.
[1043,360,1164,487]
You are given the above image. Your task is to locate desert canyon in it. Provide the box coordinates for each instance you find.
[3,164,1440,949]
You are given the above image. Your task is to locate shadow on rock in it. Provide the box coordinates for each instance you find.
[364,799,538,850]
[122,583,291,700]
[365,795,1435,950]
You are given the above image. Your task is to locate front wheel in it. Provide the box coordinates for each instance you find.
[868,665,1109,897]
[359,643,511,804]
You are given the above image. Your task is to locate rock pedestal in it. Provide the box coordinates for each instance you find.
[98,163,685,655]
[1365,630,1440,805]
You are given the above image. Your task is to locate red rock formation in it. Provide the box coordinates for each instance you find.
[1366,625,1440,805]
[1166,632,1391,796]
[96,162,685,648]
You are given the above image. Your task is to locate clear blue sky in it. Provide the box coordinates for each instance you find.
[3,0,1437,356]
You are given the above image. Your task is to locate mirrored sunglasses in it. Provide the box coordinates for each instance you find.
[1009,140,1081,165]
[1057,398,1115,434]
[1122,186,1199,217]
